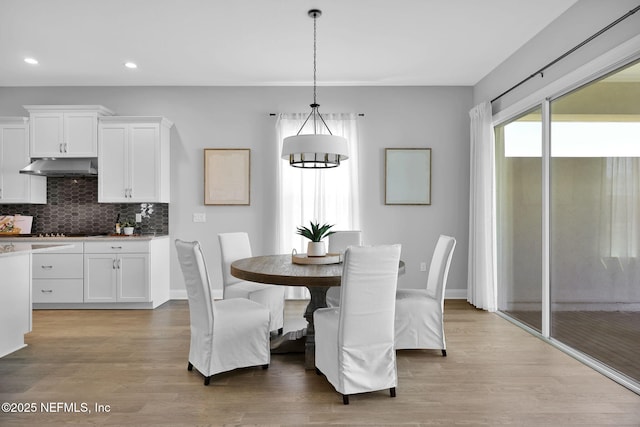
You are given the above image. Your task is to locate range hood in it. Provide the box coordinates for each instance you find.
[20,158,98,177]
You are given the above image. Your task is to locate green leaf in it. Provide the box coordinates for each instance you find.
[296,221,335,242]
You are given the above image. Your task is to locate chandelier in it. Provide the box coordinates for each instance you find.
[281,9,349,169]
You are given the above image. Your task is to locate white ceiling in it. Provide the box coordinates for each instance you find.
[0,0,579,87]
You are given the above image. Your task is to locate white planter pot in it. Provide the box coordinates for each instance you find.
[307,241,326,257]
[123,227,134,235]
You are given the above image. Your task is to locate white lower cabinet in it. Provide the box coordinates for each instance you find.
[84,241,149,303]
[24,237,169,309]
[32,242,84,303]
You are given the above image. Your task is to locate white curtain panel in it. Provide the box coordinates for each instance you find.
[275,113,361,299]
[467,102,497,312]
[599,157,640,258]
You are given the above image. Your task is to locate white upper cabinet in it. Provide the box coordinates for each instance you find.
[24,105,115,158]
[98,116,172,203]
[0,117,46,204]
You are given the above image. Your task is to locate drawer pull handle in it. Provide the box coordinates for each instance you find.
[41,265,53,269]
[113,259,117,269]
[41,289,53,293]
[111,246,122,250]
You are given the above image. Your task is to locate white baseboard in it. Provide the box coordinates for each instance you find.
[171,288,467,300]
[445,289,467,299]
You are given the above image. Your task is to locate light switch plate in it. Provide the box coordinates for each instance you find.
[135,213,142,223]
[193,213,206,223]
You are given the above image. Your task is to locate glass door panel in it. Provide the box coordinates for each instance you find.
[495,108,543,332]
[549,60,640,383]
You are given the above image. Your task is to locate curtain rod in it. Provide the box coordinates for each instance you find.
[490,5,640,104]
[269,113,364,116]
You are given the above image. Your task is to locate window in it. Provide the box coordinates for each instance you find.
[275,113,360,298]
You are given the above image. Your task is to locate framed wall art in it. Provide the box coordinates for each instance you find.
[385,148,431,205]
[204,148,250,205]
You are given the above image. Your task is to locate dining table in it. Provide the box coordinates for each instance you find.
[230,253,405,369]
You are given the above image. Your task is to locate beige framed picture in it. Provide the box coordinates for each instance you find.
[385,148,431,205]
[204,148,250,205]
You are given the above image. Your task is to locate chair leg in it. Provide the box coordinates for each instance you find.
[442,349,447,357]
[262,364,269,370]
[204,376,211,386]
[187,362,193,371]
[342,394,349,405]
[390,387,396,398]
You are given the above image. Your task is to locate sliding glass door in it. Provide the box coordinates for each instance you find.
[495,108,543,332]
[549,60,640,383]
[495,59,640,386]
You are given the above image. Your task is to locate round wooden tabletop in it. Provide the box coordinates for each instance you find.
[231,254,405,287]
[231,254,343,287]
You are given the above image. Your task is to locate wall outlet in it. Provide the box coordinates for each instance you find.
[135,213,142,223]
[420,262,427,272]
[193,213,206,223]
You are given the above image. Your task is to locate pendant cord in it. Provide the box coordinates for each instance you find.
[313,14,317,104]
[313,13,318,133]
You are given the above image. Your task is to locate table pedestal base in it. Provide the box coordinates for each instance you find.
[270,328,306,353]
[269,285,329,369]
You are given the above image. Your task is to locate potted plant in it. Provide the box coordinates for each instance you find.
[296,221,335,257]
[121,219,136,236]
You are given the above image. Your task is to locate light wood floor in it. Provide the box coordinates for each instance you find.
[1,300,639,426]
[505,310,640,383]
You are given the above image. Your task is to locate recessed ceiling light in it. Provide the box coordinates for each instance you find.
[24,57,38,65]
[124,62,138,69]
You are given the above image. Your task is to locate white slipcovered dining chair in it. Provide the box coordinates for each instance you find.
[325,231,363,308]
[394,235,456,355]
[314,244,402,405]
[218,232,285,334]
[174,239,270,385]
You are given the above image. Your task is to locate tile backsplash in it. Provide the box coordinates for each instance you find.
[2,177,168,235]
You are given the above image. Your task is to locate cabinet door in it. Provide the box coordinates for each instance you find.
[84,254,117,302]
[0,125,45,203]
[65,112,98,157]
[98,124,128,202]
[30,113,64,157]
[129,124,159,201]
[117,253,149,302]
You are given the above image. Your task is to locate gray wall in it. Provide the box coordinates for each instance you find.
[474,0,640,109]
[0,86,472,297]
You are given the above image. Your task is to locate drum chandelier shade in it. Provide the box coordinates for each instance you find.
[281,9,349,169]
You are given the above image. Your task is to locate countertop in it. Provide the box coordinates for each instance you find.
[0,243,74,258]
[0,234,168,242]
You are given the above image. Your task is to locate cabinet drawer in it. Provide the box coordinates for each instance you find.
[35,241,83,254]
[84,241,149,254]
[32,254,83,279]
[33,279,84,303]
